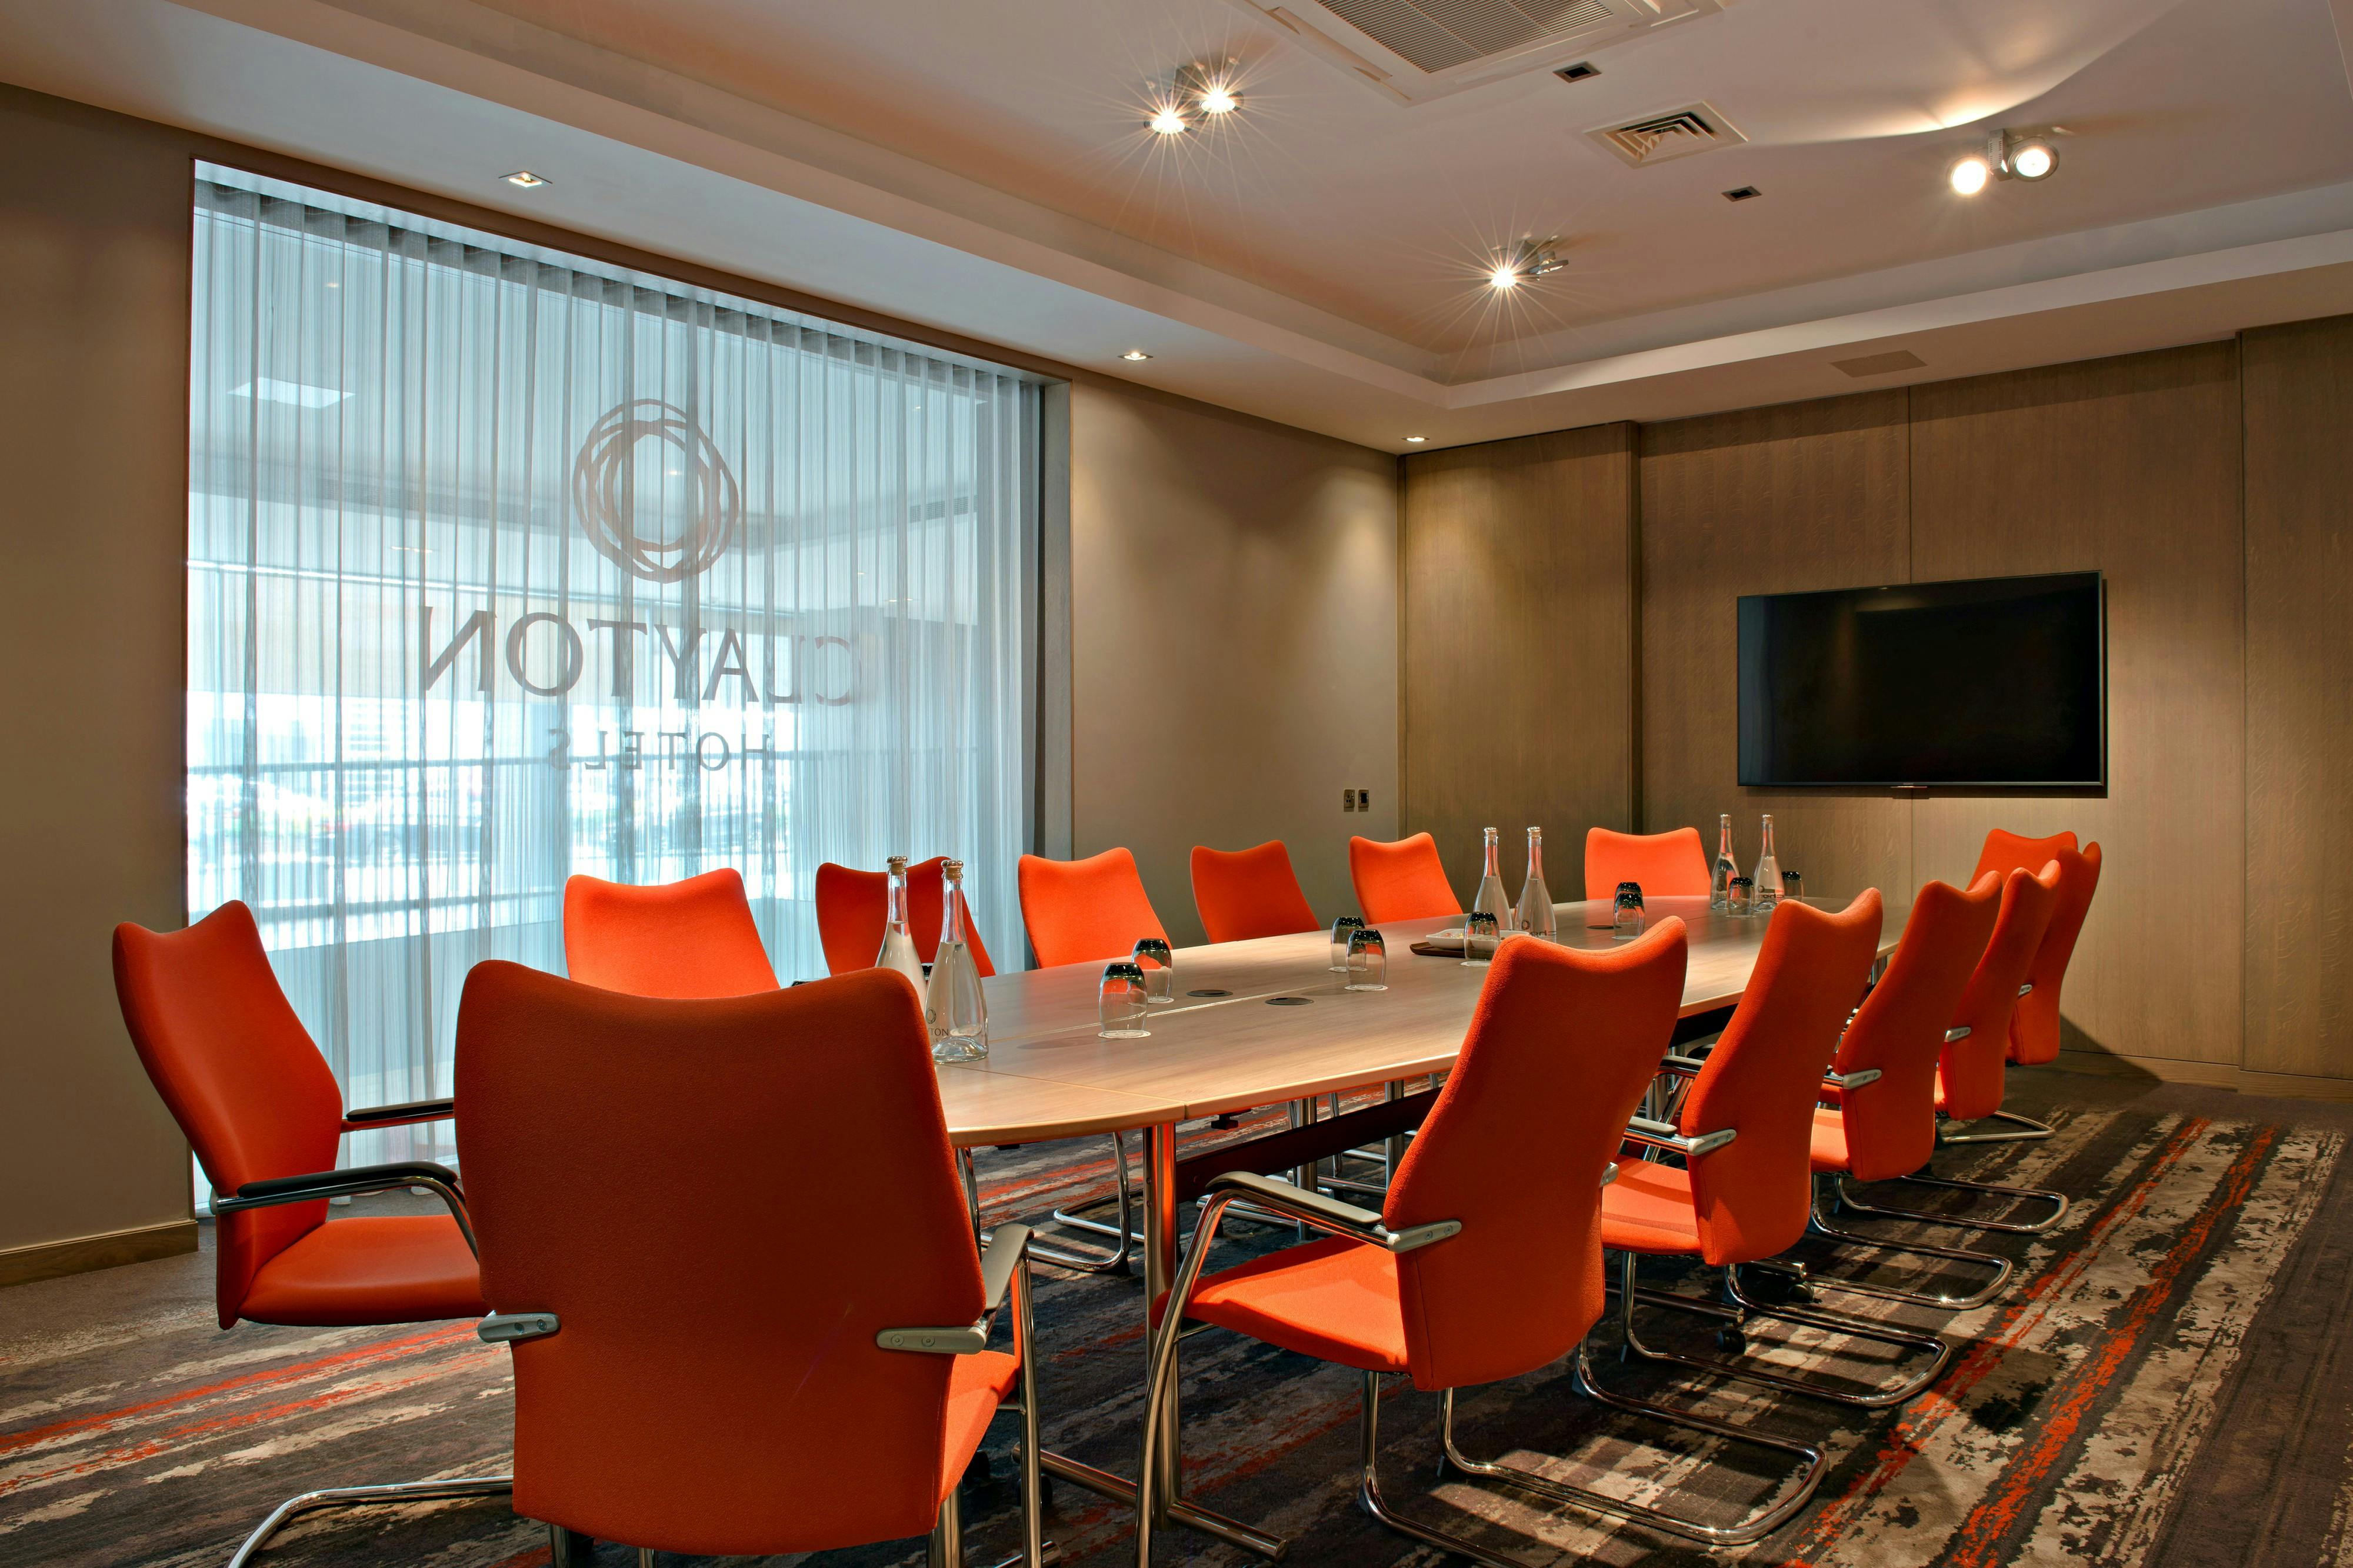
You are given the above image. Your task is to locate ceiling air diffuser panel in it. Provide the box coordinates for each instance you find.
[1245,0,1726,104]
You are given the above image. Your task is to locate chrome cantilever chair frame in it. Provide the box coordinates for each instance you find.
[1797,1057,2015,1312]
[207,1120,515,1568]
[1604,1096,1953,1410]
[1935,981,2055,1146]
[966,1132,1137,1274]
[535,1227,1055,1568]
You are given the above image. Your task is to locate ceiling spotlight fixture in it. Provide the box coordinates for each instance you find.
[504,170,549,188]
[1404,435,1427,443]
[1120,349,1154,361]
[1148,105,1189,135]
[1175,59,1242,116]
[1488,237,1566,291]
[1952,127,2066,194]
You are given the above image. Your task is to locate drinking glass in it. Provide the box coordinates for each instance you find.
[1728,876,1755,918]
[1463,910,1501,966]
[1098,962,1150,1039]
[1133,936,1175,1005]
[1614,883,1645,939]
[1781,870,1805,905]
[1329,915,1365,973]
[1345,927,1388,992]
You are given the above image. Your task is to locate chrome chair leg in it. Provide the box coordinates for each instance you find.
[548,1524,596,1567]
[1801,1177,2014,1310]
[1355,1372,1531,1568]
[1608,1251,1949,1409]
[1436,1349,1824,1547]
[1937,1109,2054,1145]
[638,1550,656,1568]
[227,1476,513,1567]
[972,1135,1138,1275]
[1834,1169,2069,1236]
[931,1485,966,1568]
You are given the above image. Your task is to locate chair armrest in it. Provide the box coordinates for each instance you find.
[1824,1067,1882,1092]
[214,1160,474,1255]
[341,1097,455,1131]
[1205,1170,1460,1253]
[877,1224,1033,1356]
[1601,1161,1619,1187]
[1945,1025,1972,1043]
[1624,1115,1737,1160]
[2017,982,2034,997]
[1655,1053,1709,1080]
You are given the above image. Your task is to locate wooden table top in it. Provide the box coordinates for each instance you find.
[936,894,1902,1145]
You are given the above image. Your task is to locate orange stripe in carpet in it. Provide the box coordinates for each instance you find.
[1784,1114,2215,1566]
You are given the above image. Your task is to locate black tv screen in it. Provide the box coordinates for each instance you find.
[1738,573,2105,788]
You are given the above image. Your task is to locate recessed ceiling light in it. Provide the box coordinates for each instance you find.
[1175,59,1241,117]
[1554,61,1601,84]
[1404,435,1427,443]
[1949,154,1991,195]
[504,171,550,188]
[1722,186,1762,202]
[1148,106,1189,135]
[1121,350,1153,361]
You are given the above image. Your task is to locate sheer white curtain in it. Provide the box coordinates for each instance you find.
[188,166,1041,1168]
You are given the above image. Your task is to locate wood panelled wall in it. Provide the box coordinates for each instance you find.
[1401,424,1638,905]
[1402,319,2353,1090]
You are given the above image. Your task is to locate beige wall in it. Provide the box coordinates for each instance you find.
[0,90,198,1267]
[1068,383,1399,949]
[1404,331,2353,1093]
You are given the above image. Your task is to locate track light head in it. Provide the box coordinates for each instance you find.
[1488,237,1566,290]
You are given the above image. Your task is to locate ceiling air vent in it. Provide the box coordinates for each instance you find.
[1242,0,1727,105]
[1588,102,1747,167]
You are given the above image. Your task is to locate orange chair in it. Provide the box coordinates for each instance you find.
[1584,825,1712,902]
[1599,891,1951,1409]
[1016,848,1168,968]
[1967,834,2104,1139]
[562,868,778,996]
[566,866,1125,1275]
[1347,832,1461,925]
[112,902,506,1562]
[1135,923,1823,1560]
[1837,862,2070,1236]
[455,965,1046,1567]
[815,856,998,979]
[1189,840,1319,944]
[1804,873,2011,1308]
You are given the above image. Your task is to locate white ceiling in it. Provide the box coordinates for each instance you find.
[5,0,2353,450]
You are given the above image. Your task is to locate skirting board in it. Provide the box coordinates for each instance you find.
[2054,1047,2353,1102]
[0,1218,198,1289]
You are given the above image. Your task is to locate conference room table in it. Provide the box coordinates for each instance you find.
[927,892,1904,1550]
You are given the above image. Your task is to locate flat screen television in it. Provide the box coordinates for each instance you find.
[1737,572,2105,789]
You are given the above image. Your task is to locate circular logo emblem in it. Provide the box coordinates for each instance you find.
[571,399,741,583]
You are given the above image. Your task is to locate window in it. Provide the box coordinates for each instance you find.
[189,166,1041,1170]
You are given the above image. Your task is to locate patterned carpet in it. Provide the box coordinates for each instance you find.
[5,1068,2351,1568]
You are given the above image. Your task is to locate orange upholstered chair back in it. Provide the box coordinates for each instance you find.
[112,901,342,1327]
[1972,828,2078,884]
[1681,892,1884,1266]
[1938,863,2061,1121]
[2008,843,2099,1065]
[1384,922,1687,1392]
[1348,832,1462,925]
[814,858,997,979]
[562,869,779,998]
[1829,873,2002,1182]
[456,965,984,1556]
[1016,848,1168,968]
[1583,826,1712,902]
[1190,840,1320,944]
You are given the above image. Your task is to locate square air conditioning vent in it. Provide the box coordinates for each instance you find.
[1239,0,1728,105]
[1588,101,1748,166]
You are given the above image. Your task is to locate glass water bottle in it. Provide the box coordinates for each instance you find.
[1515,827,1556,942]
[1472,826,1515,930]
[925,859,988,1063]
[876,855,927,997]
[1712,815,1738,912]
[1751,816,1782,917]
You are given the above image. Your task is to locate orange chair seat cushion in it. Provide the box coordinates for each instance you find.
[238,1215,488,1325]
[1808,1106,1850,1174]
[1151,1237,1409,1374]
[939,1350,1021,1507]
[1598,1160,1702,1256]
